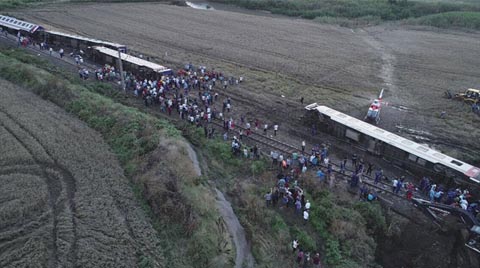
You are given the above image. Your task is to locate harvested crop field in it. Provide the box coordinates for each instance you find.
[0,78,164,268]
[15,2,480,161]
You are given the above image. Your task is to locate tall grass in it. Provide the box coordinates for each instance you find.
[211,0,480,22]
[406,11,480,29]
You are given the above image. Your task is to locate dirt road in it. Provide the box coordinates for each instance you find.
[0,78,164,267]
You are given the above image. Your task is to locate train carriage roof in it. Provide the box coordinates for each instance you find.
[93,46,172,74]
[0,15,43,33]
[47,30,126,50]
[305,103,480,181]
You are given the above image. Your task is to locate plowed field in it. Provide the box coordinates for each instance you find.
[15,2,480,160]
[0,78,164,268]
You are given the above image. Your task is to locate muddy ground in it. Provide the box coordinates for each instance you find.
[0,78,165,267]
[15,2,480,163]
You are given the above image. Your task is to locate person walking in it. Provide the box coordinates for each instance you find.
[273,124,278,136]
[303,210,309,225]
[295,199,302,215]
[392,178,398,193]
[292,239,299,252]
[340,160,346,174]
[264,191,272,207]
[395,177,403,194]
[366,162,373,175]
[374,168,383,184]
[305,200,311,210]
[59,48,64,58]
[263,123,268,135]
[313,252,322,268]
[301,140,306,153]
[296,249,304,266]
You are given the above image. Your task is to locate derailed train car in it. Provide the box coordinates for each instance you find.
[305,103,480,186]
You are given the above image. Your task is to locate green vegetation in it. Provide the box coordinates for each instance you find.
[0,0,44,10]
[407,11,480,29]
[306,189,383,266]
[211,0,480,28]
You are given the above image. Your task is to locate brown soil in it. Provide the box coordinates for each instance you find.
[14,2,480,162]
[0,78,164,268]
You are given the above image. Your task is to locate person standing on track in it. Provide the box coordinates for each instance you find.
[374,168,383,184]
[273,124,278,136]
[352,153,357,168]
[264,123,268,135]
[366,162,374,175]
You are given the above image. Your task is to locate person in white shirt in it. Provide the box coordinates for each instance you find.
[292,239,299,252]
[273,124,278,136]
[303,210,309,224]
[305,200,311,210]
[392,179,398,192]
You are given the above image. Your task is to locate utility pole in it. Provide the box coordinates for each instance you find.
[117,48,126,93]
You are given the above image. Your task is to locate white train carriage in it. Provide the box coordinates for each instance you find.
[305,103,480,185]
[91,46,172,77]
[0,15,43,33]
[43,30,127,53]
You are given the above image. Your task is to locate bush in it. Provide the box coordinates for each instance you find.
[353,202,387,235]
[409,11,480,30]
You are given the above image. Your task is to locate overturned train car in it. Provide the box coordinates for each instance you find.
[305,103,480,186]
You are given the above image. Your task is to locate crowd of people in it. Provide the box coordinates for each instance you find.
[11,35,478,265]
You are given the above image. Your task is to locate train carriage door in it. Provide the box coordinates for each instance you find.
[345,129,360,142]
[367,139,382,156]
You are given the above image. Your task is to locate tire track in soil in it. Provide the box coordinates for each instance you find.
[0,107,78,267]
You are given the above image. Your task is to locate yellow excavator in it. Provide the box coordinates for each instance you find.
[450,88,480,104]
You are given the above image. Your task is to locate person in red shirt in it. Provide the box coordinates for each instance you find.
[313,252,322,268]
[406,182,415,200]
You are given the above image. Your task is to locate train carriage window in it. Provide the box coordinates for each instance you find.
[450,160,463,166]
[432,153,446,159]
[417,146,429,153]
[346,129,360,142]
[401,140,414,146]
[417,158,427,166]
[408,154,417,162]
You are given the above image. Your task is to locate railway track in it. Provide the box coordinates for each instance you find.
[7,36,427,223]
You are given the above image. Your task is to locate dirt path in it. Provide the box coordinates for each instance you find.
[185,141,254,268]
[357,28,419,133]
[215,188,256,268]
[186,143,202,176]
[359,29,397,98]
